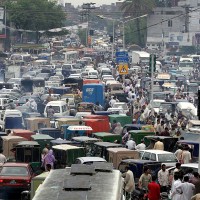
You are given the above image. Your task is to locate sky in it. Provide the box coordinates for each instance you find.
[63,0,118,7]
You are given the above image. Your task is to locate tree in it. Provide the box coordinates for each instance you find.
[121,0,156,46]
[6,0,66,43]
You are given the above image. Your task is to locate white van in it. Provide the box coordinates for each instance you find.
[44,100,69,117]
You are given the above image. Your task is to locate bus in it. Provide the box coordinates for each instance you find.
[50,51,78,64]
[179,57,194,72]
[9,53,31,64]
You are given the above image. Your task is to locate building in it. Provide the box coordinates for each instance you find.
[146,1,200,52]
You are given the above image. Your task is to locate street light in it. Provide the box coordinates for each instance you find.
[120,14,148,50]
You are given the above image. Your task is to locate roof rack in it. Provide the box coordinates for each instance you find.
[63,175,91,191]
[70,164,96,175]
[92,162,113,172]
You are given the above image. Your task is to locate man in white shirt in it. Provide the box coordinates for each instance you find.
[109,96,116,107]
[158,164,169,192]
[0,149,6,166]
[182,147,192,164]
[176,176,195,200]
[135,140,146,150]
[126,138,136,150]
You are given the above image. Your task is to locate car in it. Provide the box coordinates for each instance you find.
[147,99,166,114]
[75,157,107,165]
[0,163,35,196]
[139,150,178,167]
[108,102,129,114]
[168,163,198,174]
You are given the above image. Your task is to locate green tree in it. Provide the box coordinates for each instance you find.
[6,0,66,42]
[78,29,87,46]
[121,0,155,46]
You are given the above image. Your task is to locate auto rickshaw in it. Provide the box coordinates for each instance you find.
[144,136,178,152]
[25,117,51,132]
[92,142,122,161]
[12,129,35,141]
[31,134,54,150]
[128,130,155,145]
[118,159,162,183]
[56,117,81,129]
[52,144,86,168]
[107,148,139,169]
[50,139,80,147]
[92,132,122,143]
[38,128,62,139]
[122,124,142,135]
[109,114,132,126]
[31,172,49,199]
[63,125,93,140]
[82,119,110,133]
[1,136,28,160]
[14,141,41,172]
[72,136,100,156]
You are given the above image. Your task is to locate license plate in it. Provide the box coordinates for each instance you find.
[10,180,16,184]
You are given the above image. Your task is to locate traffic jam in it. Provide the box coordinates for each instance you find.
[0,37,199,200]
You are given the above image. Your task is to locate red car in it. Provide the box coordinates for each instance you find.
[0,162,35,194]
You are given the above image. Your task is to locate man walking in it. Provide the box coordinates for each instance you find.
[176,176,195,200]
[158,164,169,192]
[148,175,160,200]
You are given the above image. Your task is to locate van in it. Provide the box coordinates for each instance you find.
[0,109,23,130]
[44,101,69,117]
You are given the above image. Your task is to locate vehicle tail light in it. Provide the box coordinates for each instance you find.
[0,179,3,183]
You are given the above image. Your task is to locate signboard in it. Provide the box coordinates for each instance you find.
[118,63,128,75]
[116,57,129,63]
[116,51,128,57]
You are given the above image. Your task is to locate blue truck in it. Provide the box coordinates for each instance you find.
[82,84,105,107]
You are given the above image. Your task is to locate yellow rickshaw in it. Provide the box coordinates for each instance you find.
[25,118,51,132]
[107,147,139,169]
[56,117,83,129]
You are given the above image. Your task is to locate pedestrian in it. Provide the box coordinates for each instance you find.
[148,175,160,200]
[192,172,200,194]
[113,122,123,135]
[123,166,135,195]
[42,143,50,155]
[154,138,164,150]
[30,99,37,112]
[111,120,118,132]
[182,146,192,164]
[46,105,55,119]
[126,137,136,150]
[109,96,116,107]
[0,149,6,166]
[135,139,146,150]
[170,172,182,200]
[139,166,152,190]
[174,145,183,163]
[158,164,169,192]
[157,120,165,134]
[46,163,52,172]
[42,149,56,171]
[160,127,170,136]
[191,193,200,200]
[176,176,195,200]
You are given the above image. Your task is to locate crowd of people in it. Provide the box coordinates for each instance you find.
[123,163,200,200]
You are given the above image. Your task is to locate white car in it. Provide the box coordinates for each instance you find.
[140,150,178,167]
[68,74,81,79]
[75,157,107,164]
[168,163,198,174]
[109,102,129,113]
[147,99,166,114]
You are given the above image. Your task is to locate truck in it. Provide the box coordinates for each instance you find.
[132,51,150,65]
[82,84,105,106]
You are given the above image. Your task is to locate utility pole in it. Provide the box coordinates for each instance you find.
[82,3,96,47]
[183,5,190,33]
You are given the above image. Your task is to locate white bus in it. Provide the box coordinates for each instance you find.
[9,53,31,64]
[179,57,194,72]
[50,51,78,64]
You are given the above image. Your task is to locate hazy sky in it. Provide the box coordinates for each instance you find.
[63,0,118,7]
